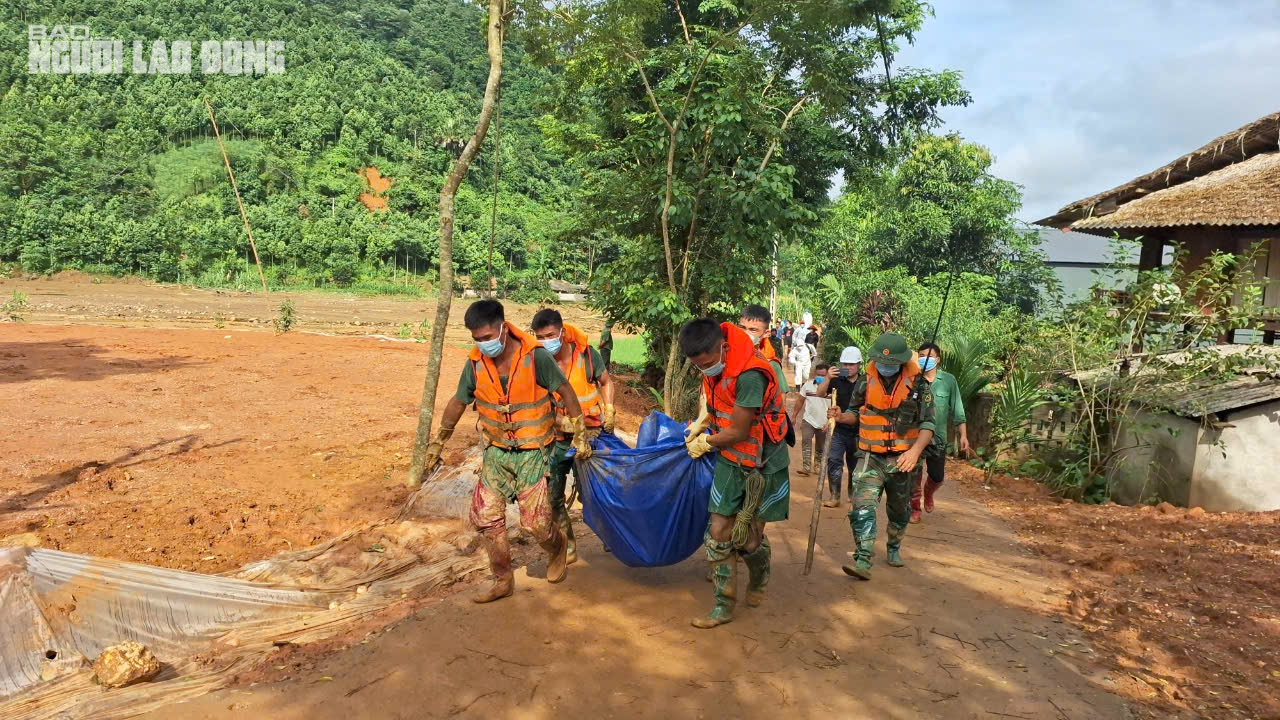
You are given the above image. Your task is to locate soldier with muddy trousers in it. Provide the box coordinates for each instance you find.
[829,332,935,581]
[422,300,594,603]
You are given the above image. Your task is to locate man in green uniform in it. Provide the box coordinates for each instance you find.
[422,300,591,603]
[911,341,970,522]
[830,332,934,580]
[681,318,790,629]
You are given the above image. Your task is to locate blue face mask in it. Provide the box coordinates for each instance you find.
[475,327,506,358]
[540,331,563,355]
[877,362,900,377]
[918,356,938,372]
[815,377,824,385]
[699,346,726,377]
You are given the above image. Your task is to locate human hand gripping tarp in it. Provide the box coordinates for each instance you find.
[569,412,714,567]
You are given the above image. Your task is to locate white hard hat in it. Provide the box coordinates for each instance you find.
[839,346,863,364]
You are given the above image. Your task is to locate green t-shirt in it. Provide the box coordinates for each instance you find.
[926,370,966,449]
[578,346,606,383]
[769,359,789,394]
[455,347,568,404]
[711,369,790,474]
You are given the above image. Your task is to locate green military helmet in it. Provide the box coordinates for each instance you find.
[868,332,913,366]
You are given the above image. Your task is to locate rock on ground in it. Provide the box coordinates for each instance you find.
[93,641,161,688]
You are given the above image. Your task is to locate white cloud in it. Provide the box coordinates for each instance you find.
[898,1,1280,222]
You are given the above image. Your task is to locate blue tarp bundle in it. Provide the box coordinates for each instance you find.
[577,412,713,567]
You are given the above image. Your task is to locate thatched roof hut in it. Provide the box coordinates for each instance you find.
[1036,111,1280,336]
[1037,112,1280,232]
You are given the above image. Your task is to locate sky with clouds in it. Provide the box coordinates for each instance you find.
[896,0,1280,224]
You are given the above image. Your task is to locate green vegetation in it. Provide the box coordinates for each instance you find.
[608,336,648,370]
[273,299,296,333]
[0,0,589,295]
[2,290,28,322]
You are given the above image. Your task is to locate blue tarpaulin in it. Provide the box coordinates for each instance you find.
[577,412,713,567]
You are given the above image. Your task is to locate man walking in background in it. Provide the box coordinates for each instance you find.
[421,300,592,603]
[910,341,970,523]
[788,338,812,388]
[531,308,616,562]
[829,333,934,580]
[817,346,861,506]
[794,363,831,477]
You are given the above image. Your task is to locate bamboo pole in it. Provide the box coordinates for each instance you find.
[205,98,268,294]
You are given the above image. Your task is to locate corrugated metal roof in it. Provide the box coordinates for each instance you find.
[1162,375,1280,418]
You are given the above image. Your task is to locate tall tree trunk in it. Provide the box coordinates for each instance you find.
[407,0,506,487]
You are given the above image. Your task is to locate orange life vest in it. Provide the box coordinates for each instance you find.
[552,323,603,431]
[858,354,925,454]
[703,323,787,468]
[470,322,556,450]
[756,335,778,362]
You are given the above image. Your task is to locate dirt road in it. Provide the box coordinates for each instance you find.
[138,454,1129,720]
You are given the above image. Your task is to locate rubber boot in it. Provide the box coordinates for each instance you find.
[558,510,579,565]
[741,536,771,608]
[886,521,906,567]
[909,492,923,524]
[692,539,737,629]
[923,479,941,513]
[473,528,515,603]
[539,527,569,584]
[842,550,873,580]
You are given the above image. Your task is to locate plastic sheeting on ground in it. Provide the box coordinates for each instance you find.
[0,458,489,720]
[578,412,713,567]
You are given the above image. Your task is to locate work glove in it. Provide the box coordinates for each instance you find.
[556,413,576,435]
[567,415,593,460]
[423,425,454,474]
[686,433,714,459]
[603,403,617,433]
[685,394,711,439]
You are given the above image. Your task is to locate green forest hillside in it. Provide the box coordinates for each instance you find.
[0,0,587,296]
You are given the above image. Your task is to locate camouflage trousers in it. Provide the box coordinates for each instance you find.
[847,452,912,562]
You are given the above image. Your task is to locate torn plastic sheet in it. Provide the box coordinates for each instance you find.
[0,453,488,720]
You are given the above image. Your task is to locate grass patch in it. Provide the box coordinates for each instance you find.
[610,335,647,369]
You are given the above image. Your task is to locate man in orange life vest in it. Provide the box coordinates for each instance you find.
[681,318,791,629]
[738,304,790,397]
[422,300,593,603]
[829,332,935,580]
[530,308,615,564]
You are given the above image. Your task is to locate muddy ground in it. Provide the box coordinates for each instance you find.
[2,274,1277,719]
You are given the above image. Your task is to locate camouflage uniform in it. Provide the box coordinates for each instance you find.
[842,339,935,578]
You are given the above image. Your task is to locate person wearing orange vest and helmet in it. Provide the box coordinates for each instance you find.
[530,308,615,565]
[680,318,791,629]
[422,300,593,603]
[829,332,935,580]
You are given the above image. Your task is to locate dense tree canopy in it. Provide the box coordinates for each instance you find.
[0,0,590,296]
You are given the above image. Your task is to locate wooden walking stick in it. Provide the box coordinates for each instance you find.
[803,418,838,575]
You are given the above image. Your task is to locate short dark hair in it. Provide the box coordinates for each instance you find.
[918,341,942,356]
[464,299,504,330]
[740,304,771,326]
[679,318,725,357]
[815,362,830,373]
[530,308,563,332]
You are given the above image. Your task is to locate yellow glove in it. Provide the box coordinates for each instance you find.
[686,393,711,438]
[603,404,617,433]
[686,433,714,459]
[555,413,576,435]
[423,425,454,474]
[567,415,593,460]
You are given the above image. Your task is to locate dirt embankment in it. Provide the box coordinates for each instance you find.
[952,463,1280,720]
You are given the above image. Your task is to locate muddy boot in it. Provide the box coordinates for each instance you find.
[923,479,941,513]
[473,529,515,603]
[540,528,569,584]
[886,522,906,568]
[842,550,873,581]
[741,535,771,608]
[558,510,579,565]
[692,539,737,629]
